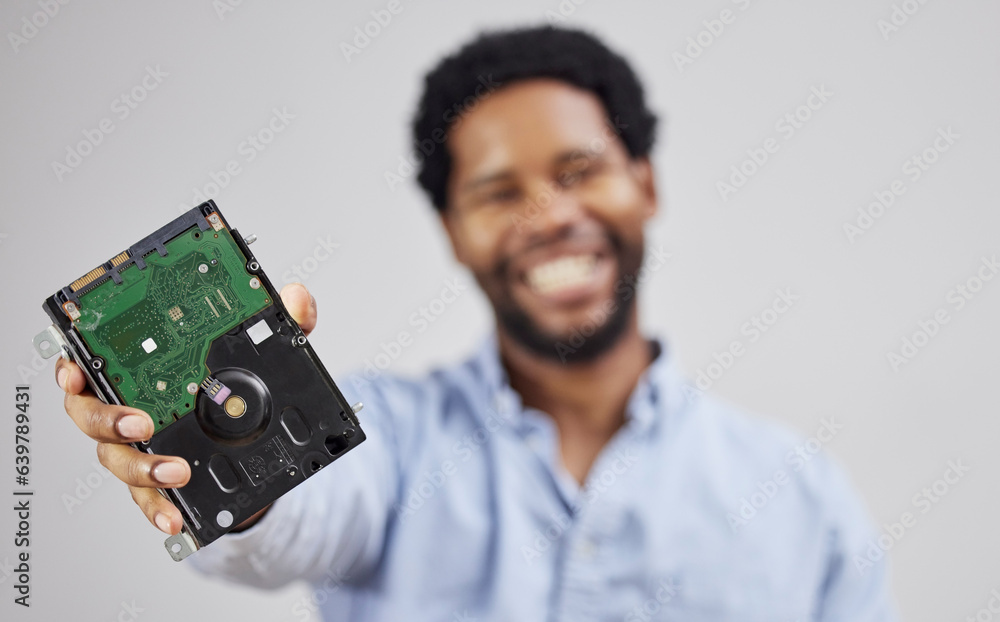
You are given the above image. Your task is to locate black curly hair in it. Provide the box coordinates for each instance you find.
[411,25,659,212]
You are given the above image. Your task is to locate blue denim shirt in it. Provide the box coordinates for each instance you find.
[190,335,897,621]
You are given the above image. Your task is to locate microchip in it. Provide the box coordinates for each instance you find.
[34,201,365,561]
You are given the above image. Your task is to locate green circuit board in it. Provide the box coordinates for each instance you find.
[72,225,271,431]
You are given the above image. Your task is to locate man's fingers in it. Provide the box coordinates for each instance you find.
[129,485,184,534]
[54,357,88,395]
[280,282,317,336]
[96,442,190,488]
[64,391,154,443]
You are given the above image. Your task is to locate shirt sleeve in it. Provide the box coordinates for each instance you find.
[186,373,402,590]
[814,452,901,622]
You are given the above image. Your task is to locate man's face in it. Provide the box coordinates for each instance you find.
[442,79,657,362]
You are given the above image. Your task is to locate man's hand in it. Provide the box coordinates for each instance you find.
[54,283,318,534]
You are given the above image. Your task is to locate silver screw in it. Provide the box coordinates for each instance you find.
[249,278,260,289]
[198,263,208,273]
[187,382,198,395]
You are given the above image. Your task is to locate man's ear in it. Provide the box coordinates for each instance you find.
[631,156,659,221]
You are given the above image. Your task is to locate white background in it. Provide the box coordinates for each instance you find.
[0,1,997,620]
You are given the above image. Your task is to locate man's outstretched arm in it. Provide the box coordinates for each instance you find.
[54,283,400,588]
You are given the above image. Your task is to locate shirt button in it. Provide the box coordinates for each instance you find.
[576,538,597,559]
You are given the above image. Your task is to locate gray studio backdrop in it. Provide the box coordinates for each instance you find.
[1,1,997,621]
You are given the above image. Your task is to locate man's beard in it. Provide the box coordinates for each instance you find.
[488,233,644,365]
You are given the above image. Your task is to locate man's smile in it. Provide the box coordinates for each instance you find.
[507,231,618,309]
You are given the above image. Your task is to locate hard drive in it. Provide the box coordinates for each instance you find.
[33,201,365,561]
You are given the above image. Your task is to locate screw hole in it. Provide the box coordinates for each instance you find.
[325,434,349,456]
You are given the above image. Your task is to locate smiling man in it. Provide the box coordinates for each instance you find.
[55,26,898,621]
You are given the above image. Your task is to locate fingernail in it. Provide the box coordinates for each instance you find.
[153,461,187,485]
[57,368,68,391]
[154,512,172,534]
[117,414,151,440]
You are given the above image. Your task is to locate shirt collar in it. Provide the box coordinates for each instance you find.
[468,332,691,436]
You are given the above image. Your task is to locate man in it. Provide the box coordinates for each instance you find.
[55,26,897,620]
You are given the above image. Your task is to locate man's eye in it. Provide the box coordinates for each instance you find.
[485,188,521,204]
[560,161,601,186]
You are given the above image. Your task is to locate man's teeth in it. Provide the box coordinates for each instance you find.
[526,255,598,295]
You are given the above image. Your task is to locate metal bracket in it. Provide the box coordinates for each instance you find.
[33,325,69,360]
[164,529,199,562]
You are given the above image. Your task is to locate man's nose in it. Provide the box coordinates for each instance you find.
[521,179,585,238]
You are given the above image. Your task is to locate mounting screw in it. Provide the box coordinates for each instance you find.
[244,234,258,245]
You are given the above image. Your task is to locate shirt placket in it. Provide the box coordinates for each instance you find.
[552,381,656,622]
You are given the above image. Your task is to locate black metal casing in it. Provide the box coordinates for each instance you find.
[40,201,365,557]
